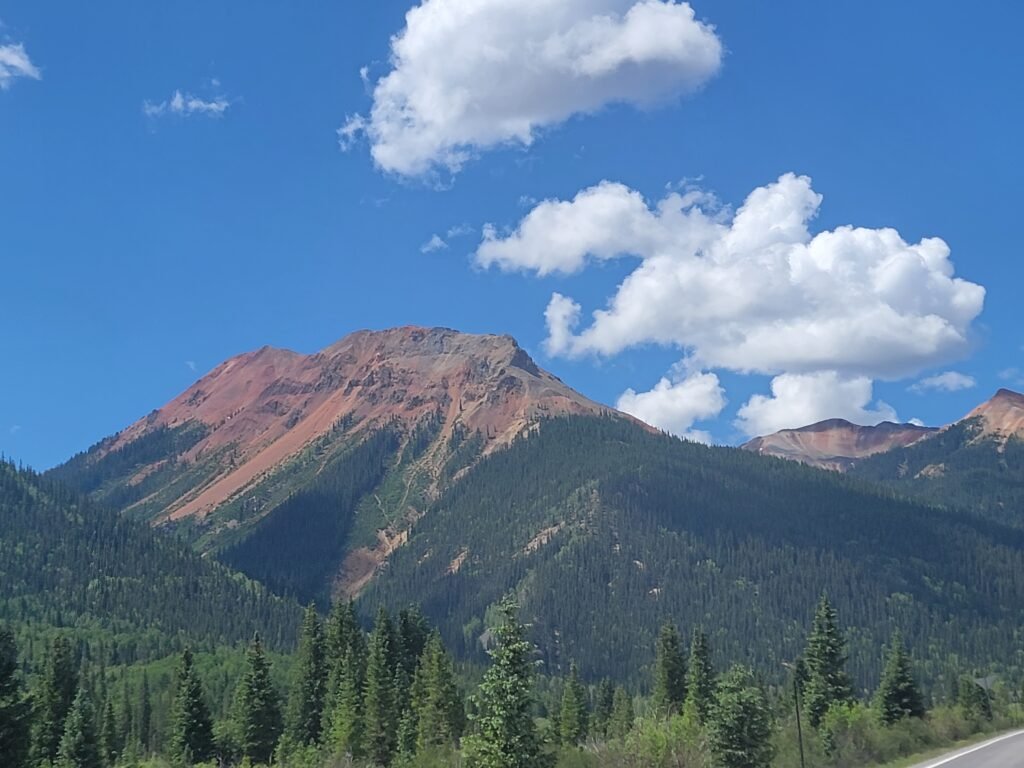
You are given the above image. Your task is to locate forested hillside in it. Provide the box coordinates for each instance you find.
[851,417,1024,528]
[0,460,301,662]
[367,416,1024,690]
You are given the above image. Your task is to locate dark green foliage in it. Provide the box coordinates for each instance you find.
[138,672,152,755]
[607,687,634,740]
[32,635,78,765]
[56,687,102,768]
[363,608,398,765]
[167,648,214,766]
[47,422,209,510]
[328,643,364,759]
[559,661,588,746]
[323,601,364,737]
[590,679,614,739]
[958,676,994,721]
[707,665,774,768]
[683,628,716,725]
[463,596,545,768]
[852,417,1024,528]
[803,595,854,728]
[219,428,403,605]
[652,623,686,716]
[367,416,1024,691]
[0,627,31,768]
[99,697,118,768]
[234,634,282,765]
[0,461,300,660]
[873,632,924,725]
[412,632,464,752]
[284,605,327,750]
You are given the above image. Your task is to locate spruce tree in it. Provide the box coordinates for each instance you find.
[284,605,327,750]
[607,687,634,740]
[234,633,282,765]
[558,661,588,746]
[0,627,31,768]
[652,622,686,716]
[117,680,133,761]
[874,631,925,725]
[167,648,215,766]
[463,595,545,768]
[591,679,614,740]
[803,595,854,728]
[33,635,78,765]
[412,632,464,752]
[138,672,152,756]
[683,627,716,725]
[328,644,364,759]
[397,607,430,678]
[55,687,102,768]
[99,697,118,768]
[362,607,397,766]
[707,666,774,768]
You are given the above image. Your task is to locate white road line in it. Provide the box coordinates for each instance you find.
[918,730,1024,767]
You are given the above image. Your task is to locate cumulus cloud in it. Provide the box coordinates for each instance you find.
[342,0,722,177]
[617,369,724,442]
[735,372,898,436]
[0,43,40,89]
[909,371,976,394]
[477,173,986,437]
[143,89,231,118]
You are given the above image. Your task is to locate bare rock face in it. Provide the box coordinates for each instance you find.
[962,388,1024,442]
[100,327,613,520]
[742,419,938,471]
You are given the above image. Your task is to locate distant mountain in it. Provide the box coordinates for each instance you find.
[48,327,621,600]
[850,389,1024,527]
[742,419,937,471]
[0,460,299,660]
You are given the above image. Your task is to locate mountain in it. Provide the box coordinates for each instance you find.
[48,327,620,601]
[850,389,1024,527]
[0,460,300,661]
[46,330,1024,687]
[741,419,938,471]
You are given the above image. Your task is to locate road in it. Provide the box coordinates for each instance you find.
[910,730,1024,767]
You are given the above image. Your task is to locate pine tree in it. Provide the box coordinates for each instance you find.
[591,679,614,740]
[803,595,854,728]
[234,633,282,765]
[33,635,79,765]
[874,631,925,725]
[56,687,102,768]
[99,697,118,768]
[167,648,215,766]
[607,687,634,740]
[362,608,397,766]
[324,602,359,714]
[558,661,588,746]
[683,627,716,725]
[707,666,775,768]
[328,643,364,759]
[397,606,430,678]
[0,627,31,768]
[116,680,133,761]
[463,595,545,768]
[284,605,327,750]
[652,622,686,716]
[412,632,464,752]
[138,672,152,756]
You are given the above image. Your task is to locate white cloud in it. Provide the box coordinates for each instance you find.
[185,360,197,372]
[446,223,474,239]
[144,89,231,118]
[420,234,449,253]
[478,173,986,438]
[8,424,21,436]
[909,371,976,394]
[482,173,984,380]
[342,0,722,177]
[0,43,40,89]
[735,372,898,436]
[617,369,724,442]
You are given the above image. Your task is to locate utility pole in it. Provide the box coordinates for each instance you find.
[784,660,807,768]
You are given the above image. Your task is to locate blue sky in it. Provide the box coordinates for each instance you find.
[1,0,1022,468]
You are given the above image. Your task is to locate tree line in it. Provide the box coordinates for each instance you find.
[1,593,1014,768]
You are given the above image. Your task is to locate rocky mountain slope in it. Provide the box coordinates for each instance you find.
[742,419,937,470]
[48,327,620,599]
